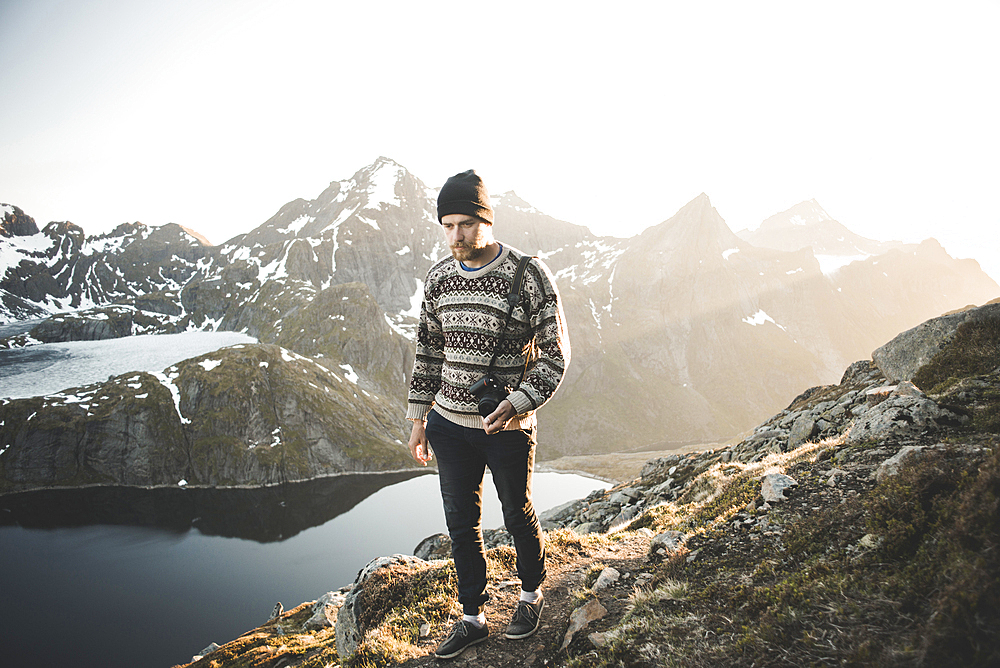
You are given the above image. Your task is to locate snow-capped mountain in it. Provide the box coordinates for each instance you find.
[737,199,905,274]
[2,159,998,486]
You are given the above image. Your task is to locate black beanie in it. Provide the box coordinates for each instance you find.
[437,169,494,224]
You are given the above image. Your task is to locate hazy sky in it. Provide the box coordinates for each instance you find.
[2,0,998,283]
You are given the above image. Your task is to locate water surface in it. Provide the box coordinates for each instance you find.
[0,470,607,668]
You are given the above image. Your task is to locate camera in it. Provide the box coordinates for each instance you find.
[468,373,511,418]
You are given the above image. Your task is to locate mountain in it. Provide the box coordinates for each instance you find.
[2,160,998,483]
[0,343,413,494]
[737,199,904,273]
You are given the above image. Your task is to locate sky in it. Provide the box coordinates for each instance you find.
[2,0,999,284]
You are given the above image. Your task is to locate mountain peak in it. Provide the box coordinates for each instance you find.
[760,199,833,230]
[632,192,739,260]
[1,204,40,238]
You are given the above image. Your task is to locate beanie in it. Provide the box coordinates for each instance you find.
[437,169,494,224]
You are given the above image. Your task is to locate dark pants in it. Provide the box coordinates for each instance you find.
[425,409,547,615]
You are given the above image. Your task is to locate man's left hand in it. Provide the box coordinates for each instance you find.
[483,399,516,435]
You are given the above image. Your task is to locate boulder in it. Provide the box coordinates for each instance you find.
[761,473,798,503]
[875,445,927,482]
[789,417,817,448]
[872,303,1000,383]
[302,591,346,631]
[336,554,427,659]
[592,567,620,591]
[847,382,967,444]
[649,530,686,559]
[413,533,451,561]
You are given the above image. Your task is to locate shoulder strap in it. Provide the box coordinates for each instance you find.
[506,254,532,309]
[486,254,534,372]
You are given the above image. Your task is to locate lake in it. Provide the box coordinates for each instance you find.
[0,470,607,668]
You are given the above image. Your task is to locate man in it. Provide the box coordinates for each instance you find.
[406,169,570,660]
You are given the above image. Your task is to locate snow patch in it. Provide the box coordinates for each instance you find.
[279,214,314,235]
[723,248,740,260]
[339,364,359,384]
[816,253,869,275]
[198,359,222,372]
[743,310,774,326]
[367,163,403,208]
[152,367,190,424]
[403,278,424,319]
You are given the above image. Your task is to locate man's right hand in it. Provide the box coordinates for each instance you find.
[408,419,433,466]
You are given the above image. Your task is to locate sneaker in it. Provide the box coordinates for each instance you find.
[505,594,545,639]
[435,619,489,660]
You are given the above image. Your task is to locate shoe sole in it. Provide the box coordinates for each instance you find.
[505,599,545,639]
[434,633,488,660]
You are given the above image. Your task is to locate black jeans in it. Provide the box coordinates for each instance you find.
[425,409,547,615]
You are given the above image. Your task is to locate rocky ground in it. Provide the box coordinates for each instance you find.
[176,303,1000,668]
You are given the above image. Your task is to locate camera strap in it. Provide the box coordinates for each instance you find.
[485,254,533,373]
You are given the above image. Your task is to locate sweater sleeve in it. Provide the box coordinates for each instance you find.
[406,284,445,420]
[506,258,571,415]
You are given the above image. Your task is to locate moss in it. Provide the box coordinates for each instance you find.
[913,316,1000,394]
[182,601,339,668]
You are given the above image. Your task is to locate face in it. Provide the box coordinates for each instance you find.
[441,214,494,262]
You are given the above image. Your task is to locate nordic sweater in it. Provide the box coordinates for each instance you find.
[406,244,570,430]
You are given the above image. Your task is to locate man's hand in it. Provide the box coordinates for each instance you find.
[483,399,516,435]
[408,420,433,465]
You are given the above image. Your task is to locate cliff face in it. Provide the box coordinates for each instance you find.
[0,343,413,493]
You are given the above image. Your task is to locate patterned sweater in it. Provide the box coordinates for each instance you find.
[406,244,571,430]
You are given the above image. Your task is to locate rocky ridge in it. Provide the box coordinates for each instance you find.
[0,343,413,493]
[176,301,1000,668]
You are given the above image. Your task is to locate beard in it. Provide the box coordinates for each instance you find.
[450,243,490,263]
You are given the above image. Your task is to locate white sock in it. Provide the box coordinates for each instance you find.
[463,612,486,628]
[520,589,541,604]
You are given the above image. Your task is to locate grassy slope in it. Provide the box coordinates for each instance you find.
[179,316,1000,668]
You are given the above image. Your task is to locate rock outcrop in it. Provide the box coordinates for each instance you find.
[873,301,1000,383]
[0,343,414,493]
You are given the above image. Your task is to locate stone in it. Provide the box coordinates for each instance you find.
[575,522,602,534]
[303,591,346,630]
[640,457,671,481]
[607,506,638,530]
[589,631,609,647]
[826,468,847,486]
[192,643,221,662]
[336,554,427,659]
[414,533,451,560]
[848,384,967,445]
[649,530,686,558]
[876,446,926,482]
[761,473,798,503]
[789,417,817,448]
[593,567,620,591]
[560,598,609,650]
[539,499,581,524]
[858,534,881,550]
[268,602,283,622]
[609,491,632,506]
